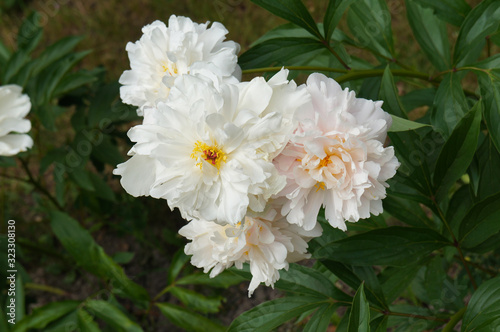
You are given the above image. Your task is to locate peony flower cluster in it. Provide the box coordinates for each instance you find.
[0,85,33,156]
[114,15,399,296]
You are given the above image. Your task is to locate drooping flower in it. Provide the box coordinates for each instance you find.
[273,73,399,231]
[0,85,33,156]
[114,70,309,225]
[178,208,322,296]
[119,15,241,115]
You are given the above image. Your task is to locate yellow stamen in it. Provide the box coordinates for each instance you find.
[319,156,332,168]
[162,62,179,76]
[190,141,227,171]
[315,182,326,192]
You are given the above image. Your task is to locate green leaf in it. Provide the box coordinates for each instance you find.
[169,287,222,314]
[0,156,16,168]
[12,301,80,332]
[406,0,450,71]
[251,0,322,39]
[3,50,29,84]
[43,311,79,332]
[88,172,116,202]
[88,82,120,127]
[370,316,388,332]
[228,297,325,332]
[238,37,324,70]
[379,66,407,118]
[383,194,435,229]
[303,303,337,332]
[478,69,500,154]
[347,0,395,59]
[30,36,84,76]
[411,0,470,26]
[379,261,424,303]
[17,12,43,54]
[176,270,246,288]
[50,211,150,305]
[0,39,10,67]
[347,283,370,332]
[15,275,25,323]
[0,306,10,332]
[461,276,500,331]
[321,261,387,310]
[85,300,142,332]
[323,0,357,41]
[453,0,500,67]
[431,73,469,137]
[389,115,429,132]
[157,303,225,332]
[69,168,94,192]
[433,101,482,201]
[53,70,99,97]
[91,134,123,167]
[77,309,101,332]
[459,192,500,249]
[314,227,451,266]
[112,251,134,264]
[168,249,190,284]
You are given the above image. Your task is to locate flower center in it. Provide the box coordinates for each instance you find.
[162,61,179,76]
[191,141,227,170]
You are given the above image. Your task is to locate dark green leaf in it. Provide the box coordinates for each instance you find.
[112,251,134,264]
[321,261,387,310]
[3,50,29,84]
[303,303,337,332]
[431,73,469,137]
[88,82,120,127]
[447,185,473,235]
[53,70,99,97]
[453,0,500,66]
[0,39,10,67]
[251,0,322,39]
[347,283,370,332]
[401,88,436,112]
[69,168,94,191]
[379,66,407,118]
[238,37,324,70]
[406,0,450,71]
[389,114,430,132]
[0,307,9,332]
[91,134,123,167]
[169,287,222,314]
[383,194,435,229]
[12,301,79,332]
[228,297,325,332]
[314,227,451,266]
[43,311,78,332]
[77,309,101,332]
[176,270,246,288]
[478,69,500,154]
[168,249,190,284]
[15,275,25,323]
[411,0,470,26]
[459,192,500,249]
[88,172,116,202]
[380,260,424,303]
[323,0,357,41]
[348,0,395,59]
[157,303,225,332]
[85,300,142,332]
[0,156,16,168]
[461,276,500,331]
[31,36,84,75]
[50,211,150,305]
[370,316,388,332]
[17,12,43,54]
[433,101,482,201]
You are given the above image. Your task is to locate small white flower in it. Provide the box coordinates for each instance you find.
[119,15,241,115]
[273,73,399,231]
[114,70,309,225]
[178,208,322,297]
[0,85,33,156]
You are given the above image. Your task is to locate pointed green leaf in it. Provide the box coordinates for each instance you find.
[303,303,337,332]
[347,283,370,332]
[77,309,101,332]
[389,115,429,132]
[176,270,246,288]
[411,0,470,26]
[461,276,500,331]
[433,102,482,201]
[406,0,450,71]
[478,69,500,154]
[31,36,84,76]
[85,300,142,332]
[453,0,500,66]
[228,297,325,332]
[251,0,322,39]
[314,227,451,266]
[157,303,225,332]
[431,73,469,137]
[169,287,222,314]
[12,301,80,332]
[379,66,407,118]
[323,0,357,41]
[17,12,43,54]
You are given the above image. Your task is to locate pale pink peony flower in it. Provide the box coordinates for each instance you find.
[178,208,322,297]
[273,73,399,231]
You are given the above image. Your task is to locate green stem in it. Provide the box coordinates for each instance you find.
[153,284,174,302]
[321,40,351,70]
[442,307,467,332]
[25,283,68,296]
[19,158,64,211]
[371,307,448,322]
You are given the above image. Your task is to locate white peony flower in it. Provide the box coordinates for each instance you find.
[114,70,310,225]
[0,85,33,156]
[178,208,322,297]
[119,15,241,115]
[273,73,399,231]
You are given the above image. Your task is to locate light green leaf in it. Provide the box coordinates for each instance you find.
[433,101,482,201]
[77,309,101,332]
[412,0,470,26]
[389,115,429,132]
[461,276,500,331]
[85,300,142,332]
[314,227,451,266]
[157,303,225,332]
[169,287,222,314]
[406,0,450,71]
[453,0,500,66]
[347,283,370,332]
[30,36,84,76]
[303,303,337,332]
[251,0,322,39]
[228,297,326,332]
[12,301,80,332]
